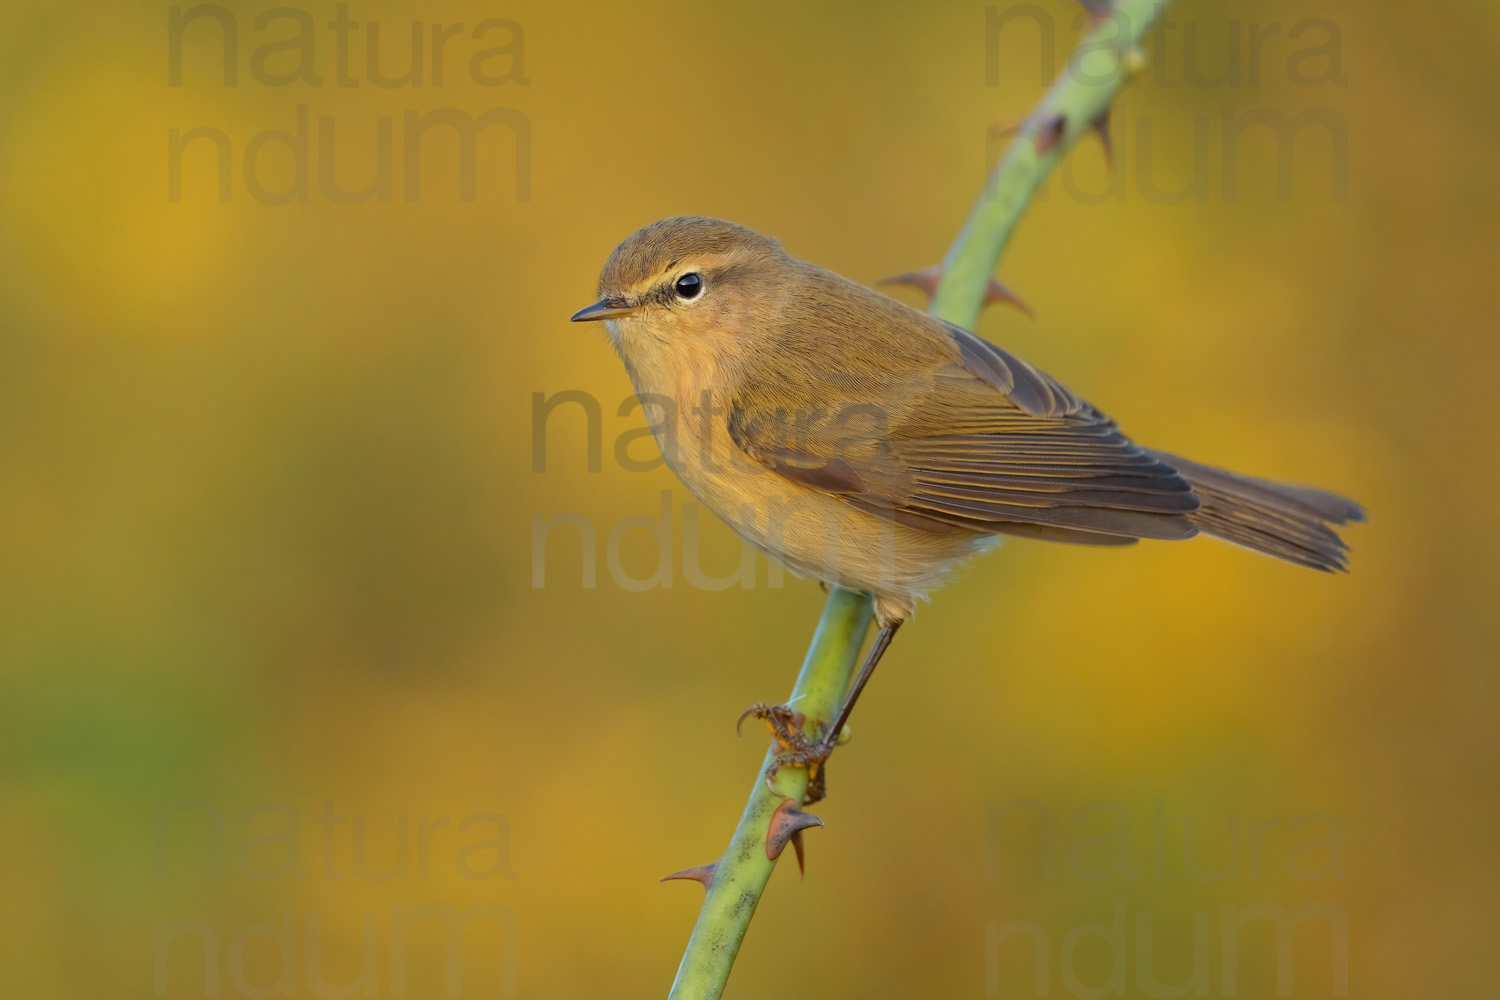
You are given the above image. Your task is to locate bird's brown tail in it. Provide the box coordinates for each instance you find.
[1148,450,1365,572]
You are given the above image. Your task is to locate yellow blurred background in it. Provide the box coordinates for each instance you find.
[2,0,1496,996]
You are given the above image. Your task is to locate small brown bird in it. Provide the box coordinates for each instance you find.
[573,216,1363,785]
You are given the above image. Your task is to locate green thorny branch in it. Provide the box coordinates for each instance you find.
[667,2,1171,996]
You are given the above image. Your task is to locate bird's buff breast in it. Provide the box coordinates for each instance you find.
[634,378,985,617]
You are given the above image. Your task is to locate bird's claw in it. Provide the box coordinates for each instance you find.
[737,701,806,746]
[738,701,835,804]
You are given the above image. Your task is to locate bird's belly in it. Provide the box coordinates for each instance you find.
[659,419,986,617]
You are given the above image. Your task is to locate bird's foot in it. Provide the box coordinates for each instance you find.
[737,702,834,804]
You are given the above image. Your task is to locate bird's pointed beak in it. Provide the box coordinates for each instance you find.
[570,297,636,322]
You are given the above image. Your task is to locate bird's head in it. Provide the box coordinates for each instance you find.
[571,217,790,367]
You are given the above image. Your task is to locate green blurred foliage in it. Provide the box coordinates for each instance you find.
[1,0,1496,996]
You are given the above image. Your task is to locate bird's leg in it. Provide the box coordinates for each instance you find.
[737,620,902,804]
[821,620,900,751]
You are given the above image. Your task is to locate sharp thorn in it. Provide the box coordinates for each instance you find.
[1074,0,1119,28]
[881,266,1033,318]
[1034,114,1068,156]
[1091,110,1113,171]
[766,797,824,863]
[878,265,943,300]
[987,117,1026,144]
[1077,0,1114,25]
[661,862,718,890]
[984,279,1035,319]
[790,829,807,879]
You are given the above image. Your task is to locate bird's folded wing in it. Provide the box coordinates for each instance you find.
[728,322,1199,540]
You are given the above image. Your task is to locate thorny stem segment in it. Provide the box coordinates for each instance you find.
[668,2,1171,996]
[668,588,873,1000]
[933,0,1169,328]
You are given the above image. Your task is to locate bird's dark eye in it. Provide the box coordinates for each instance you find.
[674,273,703,300]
